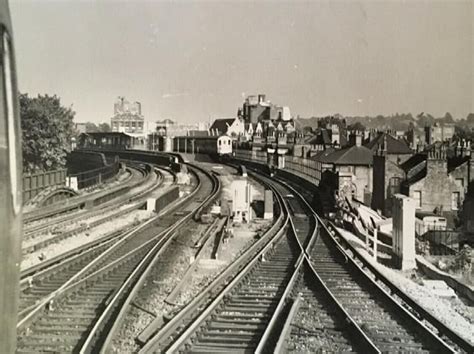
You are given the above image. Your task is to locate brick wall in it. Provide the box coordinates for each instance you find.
[408,156,462,215]
[372,153,410,216]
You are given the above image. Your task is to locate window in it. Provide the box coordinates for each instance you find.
[389,177,401,196]
[219,140,222,146]
[452,192,460,210]
[413,191,422,208]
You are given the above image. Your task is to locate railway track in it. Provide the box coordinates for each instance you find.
[137,171,309,353]
[23,163,158,243]
[18,164,176,321]
[142,166,458,353]
[275,175,472,353]
[16,165,218,353]
[270,177,456,353]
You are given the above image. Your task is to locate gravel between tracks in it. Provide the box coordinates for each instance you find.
[111,167,272,353]
[336,227,474,343]
[21,210,154,270]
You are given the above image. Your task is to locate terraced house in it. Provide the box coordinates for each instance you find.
[400,142,474,225]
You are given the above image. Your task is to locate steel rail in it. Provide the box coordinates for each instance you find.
[275,175,457,353]
[23,165,134,233]
[22,163,154,241]
[138,179,287,353]
[19,166,174,285]
[17,167,176,320]
[152,171,297,353]
[23,162,149,224]
[79,163,221,353]
[326,221,474,353]
[267,179,380,353]
[240,171,379,354]
[16,166,199,333]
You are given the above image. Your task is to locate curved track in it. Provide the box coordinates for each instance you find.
[143,166,457,354]
[16,165,217,353]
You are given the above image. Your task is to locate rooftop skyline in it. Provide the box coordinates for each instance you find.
[10,0,473,124]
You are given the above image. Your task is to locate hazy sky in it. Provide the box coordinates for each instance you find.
[10,0,474,124]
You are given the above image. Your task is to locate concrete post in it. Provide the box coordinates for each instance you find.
[264,190,274,219]
[373,228,378,260]
[392,194,417,270]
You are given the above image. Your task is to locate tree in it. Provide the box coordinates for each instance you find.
[98,122,111,132]
[20,93,75,173]
[85,122,99,132]
[442,112,454,124]
[348,121,366,131]
[467,113,474,124]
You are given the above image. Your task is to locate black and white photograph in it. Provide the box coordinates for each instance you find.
[0,0,473,352]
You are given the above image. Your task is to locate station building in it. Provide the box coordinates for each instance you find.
[77,132,146,150]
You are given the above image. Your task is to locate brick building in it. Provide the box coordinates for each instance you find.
[111,96,144,134]
[424,122,455,145]
[462,184,474,239]
[314,131,373,203]
[241,94,291,124]
[209,118,245,137]
[400,143,473,224]
[369,132,414,216]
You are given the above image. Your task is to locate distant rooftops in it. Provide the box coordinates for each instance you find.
[364,132,412,154]
[317,145,373,166]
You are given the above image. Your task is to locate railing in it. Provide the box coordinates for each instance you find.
[422,229,460,255]
[68,158,120,190]
[22,152,121,204]
[23,169,67,204]
[285,155,321,185]
[234,148,321,185]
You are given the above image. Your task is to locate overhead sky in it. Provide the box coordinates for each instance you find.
[10,0,473,124]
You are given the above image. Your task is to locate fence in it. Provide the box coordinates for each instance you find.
[68,156,120,190]
[234,149,322,186]
[422,229,460,255]
[22,152,121,205]
[285,155,321,186]
[23,169,67,204]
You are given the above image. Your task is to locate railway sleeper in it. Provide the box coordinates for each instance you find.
[207,322,267,331]
[197,332,260,344]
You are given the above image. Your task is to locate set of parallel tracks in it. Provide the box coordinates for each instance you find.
[22,163,158,253]
[15,157,471,353]
[16,164,218,353]
[139,166,462,353]
[18,165,174,320]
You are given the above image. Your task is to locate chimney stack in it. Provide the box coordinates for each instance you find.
[349,131,363,147]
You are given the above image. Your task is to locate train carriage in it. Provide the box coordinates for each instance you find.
[173,134,233,157]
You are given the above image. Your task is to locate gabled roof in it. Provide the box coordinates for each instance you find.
[448,155,470,173]
[364,132,412,154]
[400,153,427,173]
[209,118,236,134]
[319,145,373,165]
[307,129,332,145]
[310,147,336,161]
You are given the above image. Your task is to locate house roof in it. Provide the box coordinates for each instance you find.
[319,145,373,165]
[307,129,333,145]
[448,155,470,173]
[364,132,412,154]
[80,132,131,138]
[187,130,209,137]
[310,147,336,161]
[209,118,236,134]
[400,153,427,173]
